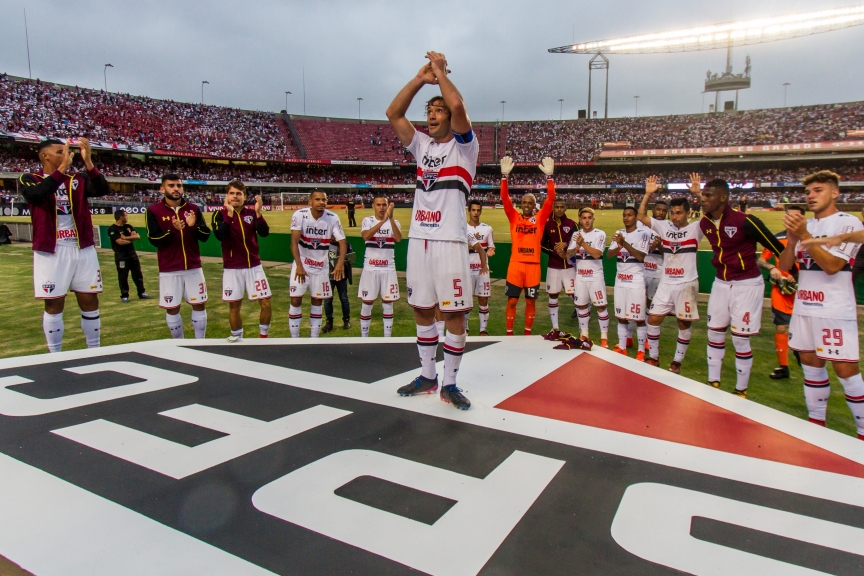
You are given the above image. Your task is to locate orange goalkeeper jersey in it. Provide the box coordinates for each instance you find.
[502,177,555,264]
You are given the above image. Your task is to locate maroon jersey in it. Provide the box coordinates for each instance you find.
[211,206,270,269]
[700,203,783,282]
[19,167,109,253]
[541,216,577,270]
[146,199,211,273]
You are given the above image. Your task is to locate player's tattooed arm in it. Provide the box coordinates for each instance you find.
[637,176,659,227]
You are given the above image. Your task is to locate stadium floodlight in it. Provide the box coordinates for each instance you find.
[549,5,864,54]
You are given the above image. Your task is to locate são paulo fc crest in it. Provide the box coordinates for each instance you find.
[224,290,233,297]
[724,226,738,238]
[41,282,56,294]
[421,171,438,190]
[243,215,254,224]
[376,238,386,248]
[164,294,174,304]
[801,257,814,269]
[669,242,682,253]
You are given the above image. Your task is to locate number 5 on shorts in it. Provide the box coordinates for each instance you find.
[453,279,462,297]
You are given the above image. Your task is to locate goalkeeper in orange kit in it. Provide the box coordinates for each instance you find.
[500,156,556,335]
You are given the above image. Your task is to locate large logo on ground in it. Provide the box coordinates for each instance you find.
[0,342,862,575]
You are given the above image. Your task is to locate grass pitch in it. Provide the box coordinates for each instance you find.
[2,243,861,438]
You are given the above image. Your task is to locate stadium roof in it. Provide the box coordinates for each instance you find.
[549,4,864,54]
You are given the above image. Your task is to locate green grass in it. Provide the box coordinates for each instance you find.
[2,243,861,438]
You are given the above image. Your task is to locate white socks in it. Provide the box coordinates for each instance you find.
[288,305,302,338]
[230,328,243,341]
[617,322,628,349]
[190,309,207,339]
[732,335,753,392]
[647,324,661,360]
[43,312,64,352]
[577,308,590,338]
[598,310,609,340]
[442,331,466,386]
[626,322,634,340]
[166,312,184,339]
[80,309,100,348]
[674,328,691,364]
[636,325,647,352]
[548,296,559,330]
[802,365,830,424]
[417,323,439,380]
[310,305,322,338]
[707,329,726,382]
[382,302,394,337]
[839,373,864,436]
[259,323,270,337]
[479,305,489,333]
[360,302,373,337]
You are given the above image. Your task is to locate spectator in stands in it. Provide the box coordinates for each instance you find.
[107,209,151,302]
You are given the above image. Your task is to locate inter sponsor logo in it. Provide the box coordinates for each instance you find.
[304,225,329,236]
[421,153,448,168]
[665,230,690,240]
[515,225,537,235]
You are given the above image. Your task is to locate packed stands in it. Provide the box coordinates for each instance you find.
[1,75,289,160]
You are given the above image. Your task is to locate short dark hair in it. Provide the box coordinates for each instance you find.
[802,170,840,188]
[785,205,806,215]
[161,173,181,184]
[653,200,668,207]
[226,180,246,193]
[372,193,389,202]
[425,96,451,118]
[622,206,637,216]
[670,197,691,211]
[309,189,327,199]
[113,209,126,219]
[38,138,64,153]
[704,179,730,194]
[468,199,483,209]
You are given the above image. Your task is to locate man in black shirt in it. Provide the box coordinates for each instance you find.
[347,197,357,227]
[107,209,151,302]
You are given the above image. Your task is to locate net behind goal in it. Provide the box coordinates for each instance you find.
[278,192,311,210]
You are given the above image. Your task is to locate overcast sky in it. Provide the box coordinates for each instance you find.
[2,0,863,122]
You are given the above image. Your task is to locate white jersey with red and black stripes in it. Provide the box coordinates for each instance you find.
[405,129,479,242]
[290,208,345,274]
[467,222,494,276]
[650,218,704,284]
[361,216,400,270]
[794,211,863,320]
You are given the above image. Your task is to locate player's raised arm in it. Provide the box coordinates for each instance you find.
[687,173,704,209]
[426,51,470,135]
[78,138,110,198]
[637,176,659,227]
[499,156,516,220]
[537,157,555,222]
[800,229,864,249]
[386,63,437,147]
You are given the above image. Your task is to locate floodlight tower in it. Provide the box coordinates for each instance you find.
[549,5,864,118]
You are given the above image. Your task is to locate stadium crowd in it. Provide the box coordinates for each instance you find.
[1,75,288,159]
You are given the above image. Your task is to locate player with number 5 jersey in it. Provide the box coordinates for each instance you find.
[387,51,478,410]
[212,180,272,342]
[780,171,864,439]
[358,195,402,337]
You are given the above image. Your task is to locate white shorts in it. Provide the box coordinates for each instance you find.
[406,238,471,313]
[649,280,699,320]
[789,315,860,362]
[545,267,576,295]
[289,262,332,299]
[574,278,608,307]
[470,273,491,298]
[644,274,661,300]
[33,245,102,299]
[358,268,400,302]
[222,265,271,302]
[707,278,764,336]
[159,268,207,308]
[613,284,647,322]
